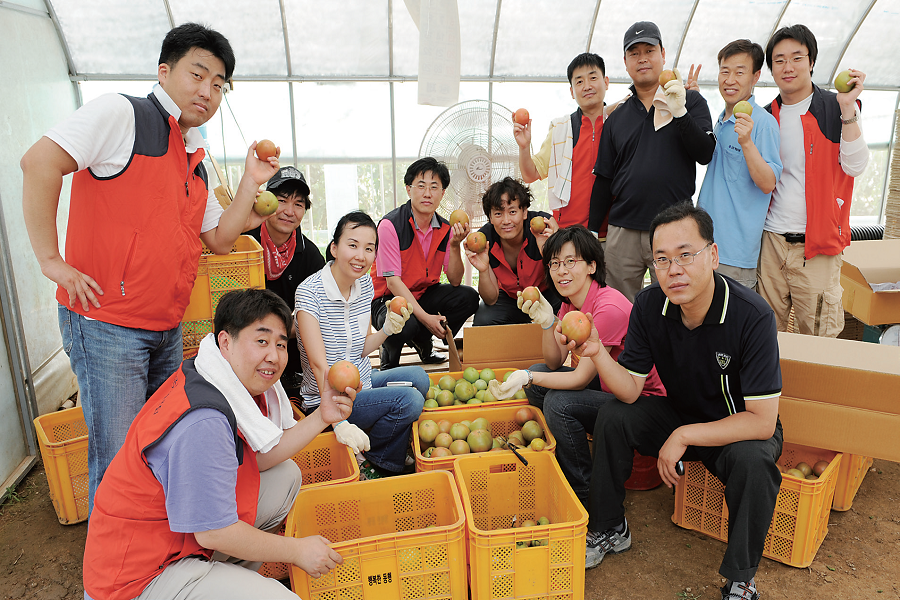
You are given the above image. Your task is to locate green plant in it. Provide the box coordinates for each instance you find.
[2,486,23,504]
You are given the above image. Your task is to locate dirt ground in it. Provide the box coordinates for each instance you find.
[2,457,898,600]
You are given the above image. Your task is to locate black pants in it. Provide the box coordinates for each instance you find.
[589,395,783,582]
[372,284,479,357]
[472,288,563,327]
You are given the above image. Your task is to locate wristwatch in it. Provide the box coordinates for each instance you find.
[525,369,533,388]
[841,114,859,125]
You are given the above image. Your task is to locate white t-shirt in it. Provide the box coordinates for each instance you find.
[765,92,869,234]
[46,84,224,234]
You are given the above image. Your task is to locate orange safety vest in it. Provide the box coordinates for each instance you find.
[372,200,451,300]
[60,94,209,331]
[83,360,260,600]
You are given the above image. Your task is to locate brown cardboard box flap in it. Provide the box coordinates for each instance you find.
[841,240,900,325]
[777,332,900,460]
[462,323,544,365]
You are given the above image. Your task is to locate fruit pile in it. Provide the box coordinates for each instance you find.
[514,516,551,548]
[425,368,525,408]
[778,459,830,481]
[417,407,548,457]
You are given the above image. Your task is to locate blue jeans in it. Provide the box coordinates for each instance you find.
[348,366,428,472]
[59,306,183,516]
[523,363,614,505]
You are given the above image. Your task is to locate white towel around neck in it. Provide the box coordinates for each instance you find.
[193,333,296,453]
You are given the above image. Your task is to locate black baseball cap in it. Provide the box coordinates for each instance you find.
[624,21,662,51]
[266,166,310,197]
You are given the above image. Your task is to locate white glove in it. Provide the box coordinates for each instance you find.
[517,290,556,329]
[333,420,370,453]
[488,369,530,400]
[663,68,687,118]
[382,306,410,336]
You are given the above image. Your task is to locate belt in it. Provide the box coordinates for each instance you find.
[781,232,805,244]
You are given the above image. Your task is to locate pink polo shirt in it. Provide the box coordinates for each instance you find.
[376,212,451,278]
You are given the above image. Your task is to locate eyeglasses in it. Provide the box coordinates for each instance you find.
[772,55,809,67]
[548,258,585,272]
[651,243,711,270]
[413,183,442,192]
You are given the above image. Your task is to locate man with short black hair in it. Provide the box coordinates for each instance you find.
[697,39,782,290]
[575,202,782,600]
[465,177,561,325]
[248,166,325,393]
[21,23,279,514]
[590,21,715,302]
[759,24,868,336]
[516,52,610,234]
[82,288,353,600]
[371,158,479,369]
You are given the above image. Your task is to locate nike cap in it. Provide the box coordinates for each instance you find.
[624,21,662,51]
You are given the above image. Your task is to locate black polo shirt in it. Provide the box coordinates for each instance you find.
[247,226,325,376]
[594,85,714,231]
[618,273,781,424]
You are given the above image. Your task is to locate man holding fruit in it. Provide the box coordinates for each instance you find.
[370,158,479,369]
[515,52,610,235]
[20,23,280,515]
[465,177,561,326]
[82,289,353,600]
[758,24,868,336]
[574,202,782,600]
[697,39,782,291]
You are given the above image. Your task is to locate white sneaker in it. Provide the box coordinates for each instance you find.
[585,521,631,569]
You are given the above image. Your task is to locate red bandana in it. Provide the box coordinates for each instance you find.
[260,224,297,280]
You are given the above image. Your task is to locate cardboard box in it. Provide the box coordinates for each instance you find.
[778,332,900,462]
[841,239,900,325]
[461,323,545,370]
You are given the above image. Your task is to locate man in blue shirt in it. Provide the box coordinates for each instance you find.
[697,39,782,290]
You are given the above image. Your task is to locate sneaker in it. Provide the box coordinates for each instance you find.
[358,460,384,481]
[584,521,631,569]
[720,581,759,600]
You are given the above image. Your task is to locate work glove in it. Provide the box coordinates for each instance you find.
[382,306,411,336]
[663,68,687,118]
[488,369,530,400]
[333,420,370,454]
[517,289,557,329]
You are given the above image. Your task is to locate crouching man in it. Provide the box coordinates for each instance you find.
[82,289,353,600]
[575,202,783,600]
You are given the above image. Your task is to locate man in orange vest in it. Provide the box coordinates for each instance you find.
[82,289,353,600]
[20,23,279,515]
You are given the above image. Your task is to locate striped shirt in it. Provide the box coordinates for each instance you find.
[296,262,374,409]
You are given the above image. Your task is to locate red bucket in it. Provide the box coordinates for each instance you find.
[624,450,662,490]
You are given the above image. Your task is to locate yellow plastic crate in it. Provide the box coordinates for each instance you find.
[831,453,874,511]
[426,368,524,412]
[286,471,468,600]
[33,407,89,524]
[414,405,556,474]
[182,236,265,358]
[454,452,589,600]
[258,431,359,581]
[672,443,842,568]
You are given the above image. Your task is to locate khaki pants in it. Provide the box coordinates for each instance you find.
[605,226,657,303]
[757,230,844,337]
[134,460,304,600]
[716,264,758,291]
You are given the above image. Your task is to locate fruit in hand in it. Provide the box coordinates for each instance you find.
[466,231,487,253]
[449,209,470,228]
[530,216,546,234]
[733,100,753,116]
[521,286,541,304]
[514,108,530,125]
[328,360,360,392]
[253,190,279,216]
[560,310,591,346]
[659,70,677,87]
[833,69,855,94]
[256,139,277,161]
[389,296,408,315]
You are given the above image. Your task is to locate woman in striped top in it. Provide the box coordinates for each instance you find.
[296,211,428,476]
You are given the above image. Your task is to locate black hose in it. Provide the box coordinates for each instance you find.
[850,225,884,241]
